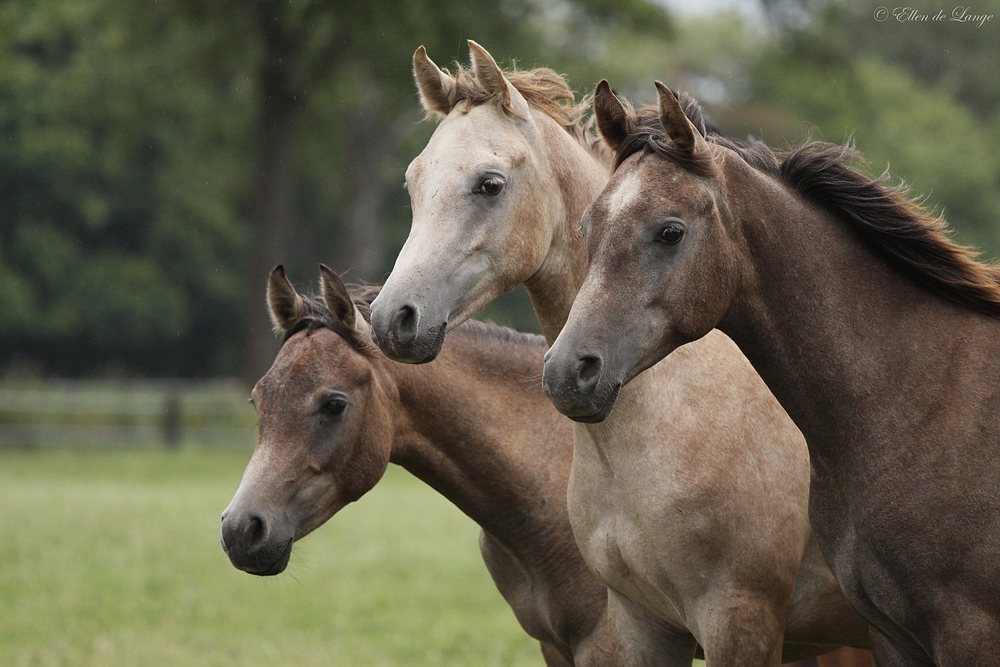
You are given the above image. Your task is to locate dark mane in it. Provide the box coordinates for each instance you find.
[281,283,547,351]
[779,143,1000,315]
[612,97,780,178]
[280,285,380,352]
[611,93,1000,316]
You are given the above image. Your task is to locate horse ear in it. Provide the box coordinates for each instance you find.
[467,40,531,120]
[267,265,305,336]
[413,45,456,116]
[654,81,707,156]
[593,80,632,153]
[319,264,360,331]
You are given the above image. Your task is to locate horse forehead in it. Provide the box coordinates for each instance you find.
[266,330,366,393]
[419,106,526,167]
[601,170,645,222]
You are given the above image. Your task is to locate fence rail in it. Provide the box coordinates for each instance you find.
[0,379,256,449]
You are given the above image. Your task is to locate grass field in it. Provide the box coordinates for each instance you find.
[0,448,544,666]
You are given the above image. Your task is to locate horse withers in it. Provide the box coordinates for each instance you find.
[543,80,1000,666]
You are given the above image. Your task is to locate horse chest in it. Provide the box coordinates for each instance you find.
[567,425,706,627]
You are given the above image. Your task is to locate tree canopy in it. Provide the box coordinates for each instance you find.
[1,0,997,380]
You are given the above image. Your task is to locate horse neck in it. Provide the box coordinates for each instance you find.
[721,159,990,475]
[384,329,572,547]
[524,115,610,344]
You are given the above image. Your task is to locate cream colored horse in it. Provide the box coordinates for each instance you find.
[369,42,869,666]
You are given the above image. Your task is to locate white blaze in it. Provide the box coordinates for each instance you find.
[605,172,643,222]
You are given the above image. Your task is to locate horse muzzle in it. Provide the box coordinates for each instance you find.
[542,346,622,423]
[369,296,448,364]
[220,508,294,576]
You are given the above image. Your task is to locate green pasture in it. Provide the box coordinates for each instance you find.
[0,448,543,666]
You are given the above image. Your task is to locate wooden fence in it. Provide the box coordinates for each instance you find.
[0,379,256,449]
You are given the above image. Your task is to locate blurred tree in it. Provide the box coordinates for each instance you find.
[835,0,1000,121]
[184,0,676,385]
[749,53,1000,251]
[0,0,250,377]
[0,0,674,381]
[749,0,1000,253]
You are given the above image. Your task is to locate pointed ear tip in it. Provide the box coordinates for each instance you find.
[269,265,288,285]
[594,84,625,117]
[319,265,343,288]
[467,40,497,67]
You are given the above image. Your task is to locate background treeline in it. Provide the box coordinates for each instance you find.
[1,0,998,383]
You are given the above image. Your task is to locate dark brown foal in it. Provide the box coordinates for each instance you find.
[544,80,1000,666]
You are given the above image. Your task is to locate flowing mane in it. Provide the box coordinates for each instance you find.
[613,99,1000,316]
[282,284,546,351]
[779,143,1000,316]
[442,63,607,159]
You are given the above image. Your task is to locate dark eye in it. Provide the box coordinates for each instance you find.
[319,392,348,417]
[657,221,685,245]
[478,176,505,196]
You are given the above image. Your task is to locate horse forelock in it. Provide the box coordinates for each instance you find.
[610,95,763,178]
[439,63,606,159]
[280,287,380,354]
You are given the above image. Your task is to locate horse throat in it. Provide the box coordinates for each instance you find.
[524,118,610,345]
[387,333,572,550]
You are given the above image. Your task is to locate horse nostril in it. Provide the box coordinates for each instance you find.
[577,354,603,386]
[222,511,268,552]
[391,304,418,345]
[247,514,266,547]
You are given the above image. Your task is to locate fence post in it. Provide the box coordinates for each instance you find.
[162,385,182,449]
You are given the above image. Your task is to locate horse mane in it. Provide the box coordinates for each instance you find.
[452,316,548,349]
[444,63,607,160]
[281,283,547,352]
[612,96,1000,316]
[779,143,1000,315]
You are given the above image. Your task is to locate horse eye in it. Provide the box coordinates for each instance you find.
[658,222,685,245]
[319,393,348,417]
[478,177,505,196]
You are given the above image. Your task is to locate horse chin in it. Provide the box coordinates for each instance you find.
[375,322,447,364]
[565,383,622,424]
[243,538,293,577]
